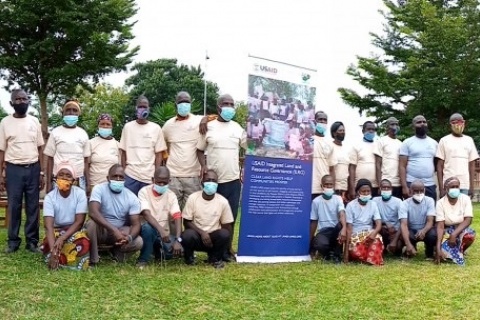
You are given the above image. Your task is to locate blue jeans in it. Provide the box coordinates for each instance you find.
[124,175,149,196]
[138,223,174,263]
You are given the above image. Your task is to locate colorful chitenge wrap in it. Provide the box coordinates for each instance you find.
[440,226,476,266]
[349,230,384,265]
[41,227,90,270]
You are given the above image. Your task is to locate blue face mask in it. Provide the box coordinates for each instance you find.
[322,188,334,198]
[364,132,375,142]
[359,194,372,203]
[177,103,191,117]
[98,128,112,138]
[154,184,169,194]
[381,190,392,201]
[220,107,236,121]
[203,182,218,195]
[109,180,124,193]
[63,115,78,127]
[316,123,327,135]
[448,188,461,199]
[136,107,149,119]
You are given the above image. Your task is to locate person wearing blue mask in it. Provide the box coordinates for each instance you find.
[197,94,246,262]
[373,117,403,199]
[120,95,167,196]
[435,177,475,266]
[181,169,234,269]
[162,91,204,210]
[136,166,183,269]
[86,164,143,266]
[311,111,337,201]
[88,113,120,193]
[398,180,436,260]
[44,100,91,193]
[344,179,384,265]
[348,121,378,201]
[372,179,403,255]
[399,115,438,200]
[309,175,346,263]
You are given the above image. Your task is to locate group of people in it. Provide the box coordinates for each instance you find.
[0,87,476,270]
[310,112,477,265]
[0,89,245,270]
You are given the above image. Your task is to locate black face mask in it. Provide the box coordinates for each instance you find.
[12,103,29,116]
[415,126,427,136]
[335,134,345,142]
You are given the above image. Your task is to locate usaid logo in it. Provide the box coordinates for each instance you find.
[254,64,278,74]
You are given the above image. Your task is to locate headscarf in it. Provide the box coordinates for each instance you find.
[97,113,113,124]
[355,179,372,193]
[63,100,81,114]
[56,161,77,179]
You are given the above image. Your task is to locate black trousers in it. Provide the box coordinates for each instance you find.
[217,179,241,251]
[5,162,40,248]
[391,186,403,199]
[312,224,343,258]
[182,228,230,262]
[408,228,437,257]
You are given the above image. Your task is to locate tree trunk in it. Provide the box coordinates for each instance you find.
[39,94,49,141]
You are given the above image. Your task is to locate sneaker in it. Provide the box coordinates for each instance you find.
[425,256,434,261]
[222,252,236,263]
[184,256,195,266]
[136,261,147,270]
[25,243,40,253]
[212,260,225,269]
[5,246,19,254]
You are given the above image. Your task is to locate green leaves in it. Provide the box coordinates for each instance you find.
[339,0,480,145]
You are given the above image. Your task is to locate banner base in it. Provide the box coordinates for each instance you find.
[236,255,312,263]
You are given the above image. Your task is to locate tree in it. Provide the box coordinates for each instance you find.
[149,101,203,127]
[0,0,139,138]
[0,102,8,122]
[338,0,480,145]
[125,58,220,120]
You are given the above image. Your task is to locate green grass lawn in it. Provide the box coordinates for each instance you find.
[1,206,480,320]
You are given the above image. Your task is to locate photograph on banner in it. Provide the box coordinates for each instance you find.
[246,75,317,161]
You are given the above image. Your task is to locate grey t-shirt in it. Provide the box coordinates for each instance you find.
[43,186,88,227]
[399,136,438,186]
[398,197,436,230]
[346,200,381,234]
[372,196,402,230]
[310,195,345,230]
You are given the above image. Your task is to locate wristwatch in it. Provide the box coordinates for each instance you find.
[175,237,182,243]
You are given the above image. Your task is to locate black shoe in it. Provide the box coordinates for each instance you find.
[212,260,225,269]
[222,252,236,263]
[25,243,40,253]
[184,256,195,265]
[5,246,19,254]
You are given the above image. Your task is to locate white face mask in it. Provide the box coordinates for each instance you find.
[412,193,425,203]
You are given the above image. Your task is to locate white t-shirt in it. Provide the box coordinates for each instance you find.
[436,194,473,226]
[43,186,88,227]
[120,121,167,183]
[312,136,337,194]
[182,191,234,233]
[349,140,378,187]
[197,120,247,184]
[162,115,202,178]
[138,186,181,234]
[44,126,90,177]
[89,137,120,186]
[0,115,44,164]
[436,134,479,189]
[332,142,351,191]
[373,136,402,186]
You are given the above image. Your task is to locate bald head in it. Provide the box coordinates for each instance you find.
[385,117,398,127]
[410,180,425,192]
[412,115,426,125]
[449,113,463,122]
[154,166,170,179]
[175,91,191,104]
[217,94,234,107]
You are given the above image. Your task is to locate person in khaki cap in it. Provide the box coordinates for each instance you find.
[0,88,45,253]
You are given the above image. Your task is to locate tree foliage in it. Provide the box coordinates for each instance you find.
[125,58,220,120]
[338,0,480,145]
[149,101,203,127]
[0,0,139,138]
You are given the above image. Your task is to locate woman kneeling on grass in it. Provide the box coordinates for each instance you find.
[435,177,476,266]
[344,179,384,265]
[41,162,90,270]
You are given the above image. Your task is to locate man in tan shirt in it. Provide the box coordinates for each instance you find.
[0,89,45,253]
[182,169,234,268]
[120,96,167,195]
[162,91,203,208]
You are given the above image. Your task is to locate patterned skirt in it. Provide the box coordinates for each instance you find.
[41,227,90,271]
[349,230,384,265]
[440,226,476,266]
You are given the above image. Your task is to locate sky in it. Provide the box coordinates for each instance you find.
[0,0,386,144]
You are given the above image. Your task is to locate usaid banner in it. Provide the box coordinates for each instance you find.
[237,55,317,263]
